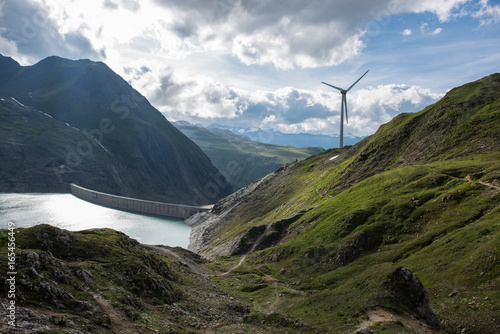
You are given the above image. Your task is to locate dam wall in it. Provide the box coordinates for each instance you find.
[70,184,212,219]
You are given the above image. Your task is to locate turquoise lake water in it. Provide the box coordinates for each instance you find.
[0,193,191,247]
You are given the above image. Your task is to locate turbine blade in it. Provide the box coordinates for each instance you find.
[321,81,344,92]
[344,95,348,124]
[346,70,369,92]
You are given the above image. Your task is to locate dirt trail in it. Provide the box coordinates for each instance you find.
[478,180,500,190]
[144,244,215,276]
[430,166,500,190]
[358,307,439,334]
[220,224,271,276]
[91,292,137,334]
[144,224,271,278]
[265,280,280,314]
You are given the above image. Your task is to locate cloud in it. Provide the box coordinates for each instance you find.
[401,28,412,36]
[2,0,493,71]
[396,0,469,22]
[129,64,442,136]
[149,0,478,69]
[0,0,102,63]
[139,67,241,120]
[431,27,443,34]
[420,22,443,35]
[473,0,500,25]
[103,0,119,10]
[145,0,490,70]
[0,0,492,140]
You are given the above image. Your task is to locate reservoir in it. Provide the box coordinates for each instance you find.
[0,193,191,247]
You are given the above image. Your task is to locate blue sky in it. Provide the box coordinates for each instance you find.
[0,0,499,143]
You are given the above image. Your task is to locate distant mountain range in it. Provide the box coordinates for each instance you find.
[205,123,366,149]
[173,121,324,189]
[0,55,233,204]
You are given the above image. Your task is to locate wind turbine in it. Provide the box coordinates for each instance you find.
[322,70,369,148]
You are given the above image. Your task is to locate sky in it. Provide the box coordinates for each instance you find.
[0,0,499,146]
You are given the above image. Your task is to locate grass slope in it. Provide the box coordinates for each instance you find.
[174,122,324,189]
[190,73,500,333]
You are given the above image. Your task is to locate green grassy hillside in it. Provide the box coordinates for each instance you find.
[174,122,324,189]
[189,73,500,333]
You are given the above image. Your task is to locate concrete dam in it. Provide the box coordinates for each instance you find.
[70,184,212,219]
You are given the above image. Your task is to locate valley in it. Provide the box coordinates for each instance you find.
[1,73,498,333]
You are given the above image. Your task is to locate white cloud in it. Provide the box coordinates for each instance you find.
[130,64,443,136]
[431,27,443,34]
[0,0,102,62]
[0,0,494,141]
[401,28,413,36]
[394,0,469,22]
[473,0,500,25]
[1,0,494,71]
[420,22,443,35]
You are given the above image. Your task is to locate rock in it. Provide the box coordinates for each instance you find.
[26,251,40,263]
[75,269,94,284]
[0,298,51,333]
[355,327,373,334]
[383,267,440,329]
[386,236,397,244]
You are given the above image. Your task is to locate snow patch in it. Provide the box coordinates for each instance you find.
[65,123,80,131]
[38,110,54,119]
[95,140,110,153]
[11,97,26,107]
[329,155,339,161]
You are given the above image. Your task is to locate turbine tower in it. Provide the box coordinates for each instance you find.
[322,70,369,148]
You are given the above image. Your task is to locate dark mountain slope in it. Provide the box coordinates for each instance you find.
[0,55,233,204]
[0,97,121,193]
[187,74,500,333]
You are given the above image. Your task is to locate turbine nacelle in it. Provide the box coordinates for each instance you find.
[321,70,369,148]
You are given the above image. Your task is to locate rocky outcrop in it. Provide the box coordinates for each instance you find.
[187,162,305,258]
[383,267,440,329]
[0,298,51,334]
[187,173,271,256]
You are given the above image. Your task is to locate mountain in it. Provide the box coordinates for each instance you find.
[173,121,324,189]
[0,225,251,333]
[0,55,233,204]
[188,74,500,332]
[207,123,366,149]
[1,72,498,334]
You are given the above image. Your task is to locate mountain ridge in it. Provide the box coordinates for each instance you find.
[173,121,324,189]
[187,73,500,333]
[0,54,234,204]
[205,123,366,149]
